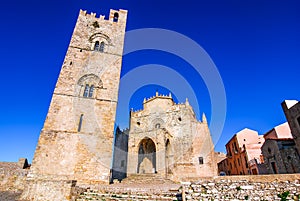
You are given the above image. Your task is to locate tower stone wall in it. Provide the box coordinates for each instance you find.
[25,8,127,189]
[111,127,129,181]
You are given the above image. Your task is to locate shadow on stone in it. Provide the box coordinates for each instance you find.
[0,191,22,201]
[176,193,183,201]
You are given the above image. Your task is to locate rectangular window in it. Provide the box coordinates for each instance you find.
[271,162,278,174]
[100,42,105,52]
[83,85,89,97]
[233,142,238,153]
[244,156,248,168]
[121,160,125,167]
[198,157,204,164]
[227,146,232,157]
[78,114,83,132]
[88,85,94,97]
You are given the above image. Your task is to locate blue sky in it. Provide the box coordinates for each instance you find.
[0,0,299,163]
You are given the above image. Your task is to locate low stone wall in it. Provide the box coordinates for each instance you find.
[0,162,29,201]
[20,179,80,201]
[0,163,82,201]
[181,174,300,201]
[1,168,300,201]
[0,162,28,192]
[74,174,300,201]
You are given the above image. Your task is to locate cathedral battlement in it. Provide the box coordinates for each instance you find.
[142,92,191,106]
[143,92,173,104]
[130,92,194,114]
[130,93,196,120]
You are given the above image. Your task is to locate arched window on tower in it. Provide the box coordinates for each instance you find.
[94,41,100,51]
[88,85,94,97]
[78,74,101,98]
[83,84,90,97]
[99,42,104,52]
[113,12,119,22]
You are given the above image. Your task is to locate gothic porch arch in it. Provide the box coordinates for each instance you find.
[137,137,156,174]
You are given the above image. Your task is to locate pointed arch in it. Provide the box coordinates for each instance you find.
[165,139,173,175]
[137,137,156,174]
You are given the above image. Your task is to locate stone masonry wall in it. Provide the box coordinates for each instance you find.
[0,162,28,192]
[74,174,300,201]
[28,8,128,186]
[181,174,300,201]
[282,101,300,154]
[127,94,217,181]
[0,162,28,201]
[20,179,79,201]
[112,127,129,181]
[1,167,299,201]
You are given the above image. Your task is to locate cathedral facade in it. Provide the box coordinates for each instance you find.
[126,93,217,181]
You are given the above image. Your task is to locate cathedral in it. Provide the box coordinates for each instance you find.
[21,8,217,200]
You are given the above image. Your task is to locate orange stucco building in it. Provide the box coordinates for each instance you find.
[219,128,265,175]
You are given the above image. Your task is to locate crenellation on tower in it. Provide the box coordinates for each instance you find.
[79,9,127,23]
[68,9,127,57]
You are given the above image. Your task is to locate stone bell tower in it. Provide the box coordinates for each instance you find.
[26,8,127,186]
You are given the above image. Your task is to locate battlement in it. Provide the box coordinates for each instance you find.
[130,92,193,114]
[142,92,191,107]
[79,9,127,23]
[143,91,173,105]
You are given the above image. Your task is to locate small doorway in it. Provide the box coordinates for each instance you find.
[271,162,278,174]
[251,168,258,175]
[137,138,156,174]
[165,139,173,176]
